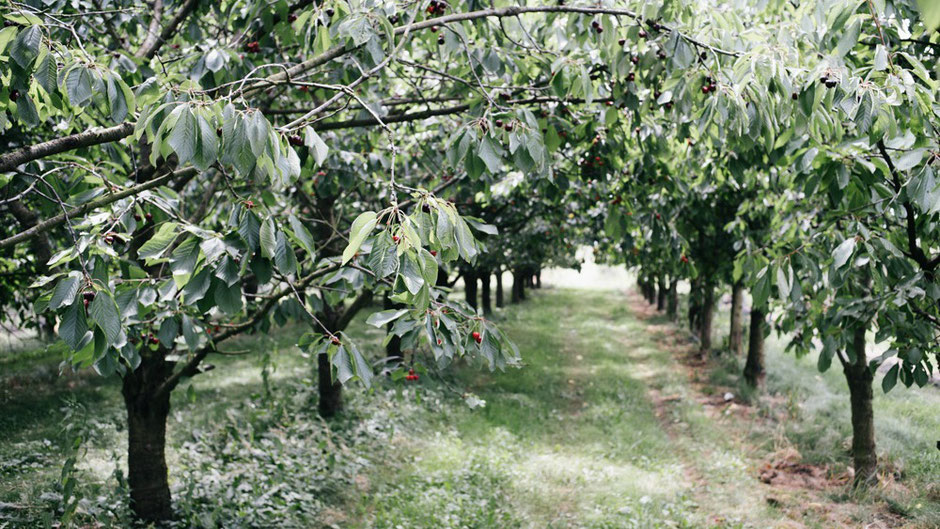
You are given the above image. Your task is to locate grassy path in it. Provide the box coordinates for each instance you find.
[2,282,937,527]
[347,287,937,529]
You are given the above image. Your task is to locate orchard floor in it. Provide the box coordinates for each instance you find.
[1,272,938,528]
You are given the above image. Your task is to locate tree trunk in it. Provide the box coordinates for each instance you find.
[122,356,174,523]
[729,281,744,356]
[495,270,504,308]
[698,283,715,356]
[480,270,492,316]
[743,308,765,387]
[318,351,343,417]
[464,269,478,310]
[317,308,343,418]
[512,269,526,302]
[688,280,701,332]
[656,277,666,311]
[842,324,877,486]
[666,279,678,321]
[534,269,542,288]
[383,295,402,366]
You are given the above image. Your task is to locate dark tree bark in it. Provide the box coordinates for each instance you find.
[495,270,504,308]
[464,268,478,309]
[729,281,744,356]
[534,269,542,288]
[688,279,701,332]
[317,351,343,418]
[122,355,174,523]
[698,283,715,356]
[316,307,343,418]
[666,279,678,321]
[480,269,492,316]
[743,308,766,387]
[656,276,666,311]
[511,269,526,302]
[842,324,877,486]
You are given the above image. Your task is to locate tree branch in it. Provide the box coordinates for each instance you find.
[0,123,135,174]
[136,0,201,59]
[877,139,934,273]
[0,167,197,250]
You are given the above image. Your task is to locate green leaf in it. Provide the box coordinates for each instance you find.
[274,231,297,275]
[304,127,329,166]
[918,0,940,31]
[10,25,41,68]
[138,222,179,259]
[832,237,856,269]
[342,211,377,264]
[366,309,409,327]
[260,218,278,259]
[59,298,91,351]
[193,111,218,170]
[454,217,477,261]
[346,340,374,388]
[64,66,93,107]
[399,252,424,295]
[215,281,243,314]
[332,345,355,384]
[49,275,81,311]
[16,92,39,127]
[167,106,197,165]
[477,136,503,173]
[238,209,261,251]
[882,363,899,393]
[88,291,121,345]
[894,149,924,172]
[834,19,860,58]
[33,51,57,94]
[288,214,316,258]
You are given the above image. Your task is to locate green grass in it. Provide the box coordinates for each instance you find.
[0,279,937,528]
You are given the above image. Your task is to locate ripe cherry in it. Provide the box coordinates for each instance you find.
[134,214,142,222]
[627,72,635,82]
[430,250,437,256]
[149,334,159,345]
[216,127,223,137]
[145,212,153,222]
[494,119,503,128]
[325,8,334,17]
[430,25,438,32]
[288,135,303,146]
[680,255,689,263]
[791,92,798,100]
[288,13,298,23]
[9,90,19,102]
[618,38,626,46]
[701,85,710,94]
[471,331,482,344]
[317,170,326,177]
[437,35,445,45]
[631,55,639,64]
[104,234,115,245]
[392,235,400,243]
[638,30,648,38]
[331,336,341,345]
[437,338,443,345]
[171,43,180,49]
[244,199,254,209]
